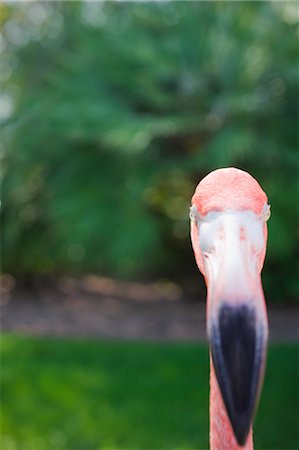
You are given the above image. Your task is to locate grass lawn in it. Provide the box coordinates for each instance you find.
[0,334,298,450]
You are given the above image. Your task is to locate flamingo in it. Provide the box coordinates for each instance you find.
[190,167,270,449]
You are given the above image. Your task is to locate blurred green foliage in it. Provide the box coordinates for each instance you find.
[1,2,298,300]
[1,335,298,449]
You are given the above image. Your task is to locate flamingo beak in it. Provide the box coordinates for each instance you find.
[209,301,267,446]
[203,214,269,446]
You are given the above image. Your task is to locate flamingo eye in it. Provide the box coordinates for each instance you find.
[189,205,199,224]
[262,203,271,222]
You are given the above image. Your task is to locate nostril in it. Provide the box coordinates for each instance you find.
[240,227,246,241]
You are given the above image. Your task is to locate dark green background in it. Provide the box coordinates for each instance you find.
[1,2,298,302]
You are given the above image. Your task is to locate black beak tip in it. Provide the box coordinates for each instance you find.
[232,417,251,446]
[210,303,266,447]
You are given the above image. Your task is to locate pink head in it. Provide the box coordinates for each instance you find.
[190,168,270,446]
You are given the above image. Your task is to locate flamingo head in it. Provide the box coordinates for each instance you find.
[190,168,270,446]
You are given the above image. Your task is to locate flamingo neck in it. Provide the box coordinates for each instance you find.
[209,355,254,450]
